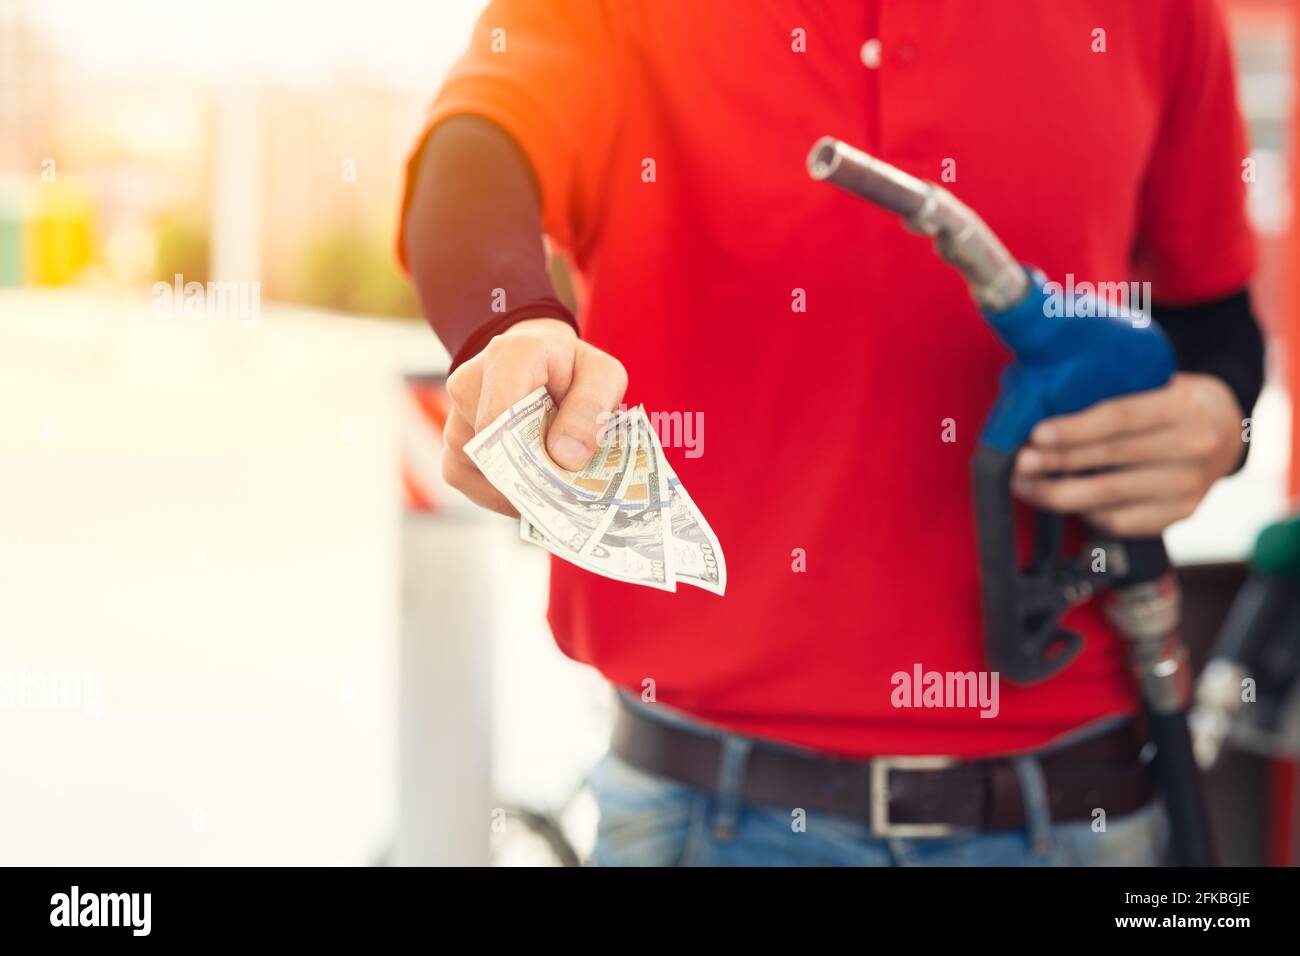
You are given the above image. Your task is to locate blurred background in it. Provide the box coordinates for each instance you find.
[0,0,606,866]
[0,0,1296,866]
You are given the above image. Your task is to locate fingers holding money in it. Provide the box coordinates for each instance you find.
[474,327,560,431]
[452,317,627,473]
[547,347,628,470]
[442,405,519,516]
[443,316,631,514]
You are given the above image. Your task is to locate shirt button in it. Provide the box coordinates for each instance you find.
[860,38,882,69]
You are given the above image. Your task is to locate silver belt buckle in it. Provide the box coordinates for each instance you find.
[869,755,966,838]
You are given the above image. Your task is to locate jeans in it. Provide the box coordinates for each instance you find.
[591,698,1169,867]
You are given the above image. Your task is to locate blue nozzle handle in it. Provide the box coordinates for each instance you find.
[975,269,1177,685]
[979,271,1176,454]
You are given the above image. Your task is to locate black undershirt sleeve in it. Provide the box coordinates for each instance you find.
[1152,290,1265,470]
[402,115,576,372]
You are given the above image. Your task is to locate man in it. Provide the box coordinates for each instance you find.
[400,0,1263,865]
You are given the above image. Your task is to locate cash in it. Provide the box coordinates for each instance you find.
[465,387,726,594]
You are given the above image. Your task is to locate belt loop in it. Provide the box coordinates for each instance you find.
[711,736,753,842]
[1012,755,1055,856]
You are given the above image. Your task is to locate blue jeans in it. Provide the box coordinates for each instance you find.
[591,699,1168,867]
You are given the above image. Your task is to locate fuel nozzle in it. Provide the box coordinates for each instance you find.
[807,134,1212,864]
[807,137,1029,312]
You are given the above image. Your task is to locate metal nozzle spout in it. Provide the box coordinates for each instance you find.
[806,135,1028,312]
[806,137,842,180]
[806,136,928,218]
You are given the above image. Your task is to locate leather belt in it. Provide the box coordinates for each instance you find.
[611,702,1156,838]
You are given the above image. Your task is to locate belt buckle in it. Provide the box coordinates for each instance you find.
[869,755,964,839]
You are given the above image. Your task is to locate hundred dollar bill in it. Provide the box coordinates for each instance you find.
[521,406,676,591]
[464,387,637,556]
[658,451,726,595]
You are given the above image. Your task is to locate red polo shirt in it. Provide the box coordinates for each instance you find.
[402,0,1254,756]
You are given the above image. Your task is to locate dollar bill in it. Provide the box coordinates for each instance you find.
[464,387,636,556]
[468,387,725,595]
[658,450,727,595]
[521,406,675,591]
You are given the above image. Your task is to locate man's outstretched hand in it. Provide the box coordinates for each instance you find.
[1012,372,1246,537]
[442,317,629,516]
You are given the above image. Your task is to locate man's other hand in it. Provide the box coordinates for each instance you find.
[442,318,629,516]
[1011,373,1246,537]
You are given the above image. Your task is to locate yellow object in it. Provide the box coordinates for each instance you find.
[25,182,94,286]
